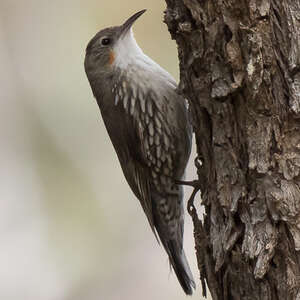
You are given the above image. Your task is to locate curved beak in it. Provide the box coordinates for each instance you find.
[120,9,146,37]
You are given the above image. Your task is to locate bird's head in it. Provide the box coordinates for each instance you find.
[84,9,146,78]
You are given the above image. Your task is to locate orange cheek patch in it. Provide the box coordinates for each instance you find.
[109,50,115,65]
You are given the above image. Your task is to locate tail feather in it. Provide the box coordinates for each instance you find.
[167,240,195,295]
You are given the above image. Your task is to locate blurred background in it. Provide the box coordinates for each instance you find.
[0,1,209,299]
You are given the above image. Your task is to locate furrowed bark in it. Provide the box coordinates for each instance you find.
[164,1,300,299]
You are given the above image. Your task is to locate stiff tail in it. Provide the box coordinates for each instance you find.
[167,240,195,295]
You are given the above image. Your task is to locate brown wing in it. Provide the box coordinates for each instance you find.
[99,85,158,239]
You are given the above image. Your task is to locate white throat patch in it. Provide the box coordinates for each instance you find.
[113,29,148,69]
[112,29,177,91]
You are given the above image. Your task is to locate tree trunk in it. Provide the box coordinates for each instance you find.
[164,1,300,299]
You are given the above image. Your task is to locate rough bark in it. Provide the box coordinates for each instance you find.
[164,1,300,299]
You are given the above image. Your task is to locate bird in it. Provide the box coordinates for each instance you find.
[84,9,195,295]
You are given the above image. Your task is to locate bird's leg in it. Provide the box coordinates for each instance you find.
[175,179,200,188]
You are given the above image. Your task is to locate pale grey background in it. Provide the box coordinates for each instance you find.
[0,1,209,299]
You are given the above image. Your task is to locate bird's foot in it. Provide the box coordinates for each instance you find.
[175,179,201,216]
[175,155,203,217]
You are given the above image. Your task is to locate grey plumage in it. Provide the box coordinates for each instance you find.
[84,9,195,295]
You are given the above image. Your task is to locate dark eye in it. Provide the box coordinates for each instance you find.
[101,38,111,46]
